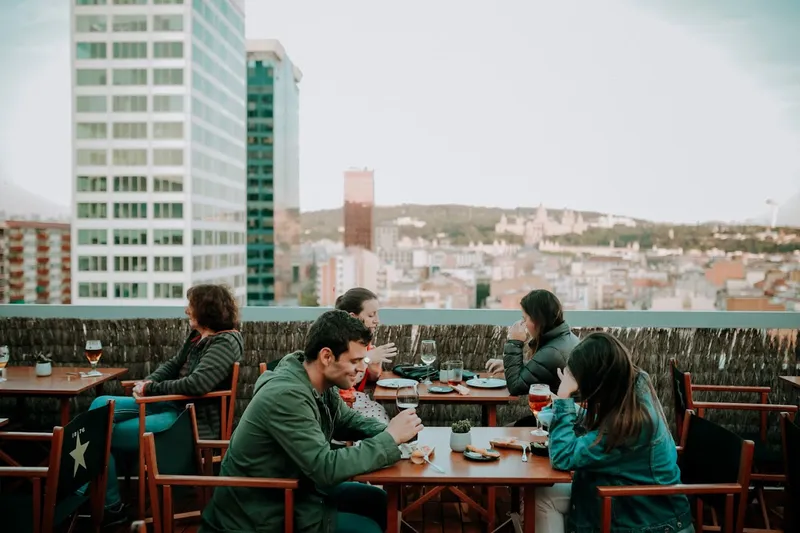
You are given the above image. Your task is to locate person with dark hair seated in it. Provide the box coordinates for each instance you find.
[82,283,243,527]
[200,310,423,533]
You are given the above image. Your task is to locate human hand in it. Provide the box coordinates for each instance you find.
[369,343,397,365]
[133,380,151,396]
[387,408,424,445]
[485,358,504,375]
[508,320,527,342]
[556,367,579,399]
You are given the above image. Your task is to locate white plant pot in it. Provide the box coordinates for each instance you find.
[449,431,472,452]
[35,362,52,377]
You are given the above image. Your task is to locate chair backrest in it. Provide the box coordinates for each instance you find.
[681,411,753,532]
[54,400,114,498]
[259,362,267,375]
[153,404,203,477]
[225,361,241,438]
[781,413,800,531]
[670,359,692,439]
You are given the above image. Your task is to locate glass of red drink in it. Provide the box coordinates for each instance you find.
[528,383,551,437]
[443,360,463,386]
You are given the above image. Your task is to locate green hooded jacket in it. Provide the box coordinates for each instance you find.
[200,351,402,533]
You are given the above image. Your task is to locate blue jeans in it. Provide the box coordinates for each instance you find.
[83,395,181,508]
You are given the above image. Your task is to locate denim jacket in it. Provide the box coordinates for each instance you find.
[548,372,693,533]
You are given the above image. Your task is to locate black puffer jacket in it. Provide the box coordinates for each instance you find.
[502,322,579,395]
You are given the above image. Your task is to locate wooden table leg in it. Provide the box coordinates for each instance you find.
[482,405,498,427]
[385,485,400,533]
[59,398,71,427]
[523,485,536,533]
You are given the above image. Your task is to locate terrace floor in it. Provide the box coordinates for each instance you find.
[88,485,518,533]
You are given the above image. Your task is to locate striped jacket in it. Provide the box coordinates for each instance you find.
[145,330,243,439]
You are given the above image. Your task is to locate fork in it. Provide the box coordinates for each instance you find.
[521,444,528,462]
[424,452,445,473]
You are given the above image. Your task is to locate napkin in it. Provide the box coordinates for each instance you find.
[453,384,470,395]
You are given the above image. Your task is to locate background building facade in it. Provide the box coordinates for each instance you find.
[1,221,71,305]
[343,168,374,251]
[246,39,302,306]
[70,0,247,305]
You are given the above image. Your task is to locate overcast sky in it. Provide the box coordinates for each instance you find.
[1,0,799,223]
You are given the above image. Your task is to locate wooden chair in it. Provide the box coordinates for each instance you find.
[142,403,297,533]
[671,358,797,529]
[121,361,241,520]
[779,412,799,532]
[0,400,114,533]
[598,410,755,533]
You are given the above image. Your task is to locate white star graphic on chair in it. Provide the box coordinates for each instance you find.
[69,433,90,477]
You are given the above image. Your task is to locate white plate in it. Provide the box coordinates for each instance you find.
[376,378,418,389]
[466,378,507,389]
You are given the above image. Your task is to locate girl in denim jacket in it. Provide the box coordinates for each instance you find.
[537,332,693,533]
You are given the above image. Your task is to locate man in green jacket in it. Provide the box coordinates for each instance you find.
[200,310,423,533]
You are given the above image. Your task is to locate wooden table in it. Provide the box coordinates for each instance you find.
[373,372,514,426]
[0,366,128,426]
[355,427,570,533]
[779,376,800,389]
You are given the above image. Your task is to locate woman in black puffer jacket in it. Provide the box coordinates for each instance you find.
[485,289,579,426]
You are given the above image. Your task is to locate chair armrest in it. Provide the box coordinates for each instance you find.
[0,431,53,442]
[0,466,49,478]
[133,390,229,404]
[197,439,230,450]
[693,401,798,413]
[155,474,298,489]
[692,384,771,394]
[597,483,741,498]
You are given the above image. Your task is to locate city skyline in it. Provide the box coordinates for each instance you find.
[1,0,800,225]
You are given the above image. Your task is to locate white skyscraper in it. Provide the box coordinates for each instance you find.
[70,0,247,305]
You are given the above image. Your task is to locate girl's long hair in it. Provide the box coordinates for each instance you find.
[568,332,662,451]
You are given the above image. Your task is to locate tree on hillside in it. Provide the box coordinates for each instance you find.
[299,262,319,307]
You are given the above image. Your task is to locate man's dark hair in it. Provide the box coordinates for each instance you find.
[187,284,239,332]
[304,310,372,362]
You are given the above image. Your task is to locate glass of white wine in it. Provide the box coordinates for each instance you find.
[396,384,420,443]
[420,340,437,385]
[0,345,9,383]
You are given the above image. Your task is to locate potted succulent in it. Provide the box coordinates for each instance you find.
[449,419,472,452]
[35,353,53,377]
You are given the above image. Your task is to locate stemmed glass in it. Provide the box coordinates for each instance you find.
[420,340,437,385]
[529,384,551,438]
[396,384,420,443]
[84,340,103,377]
[0,345,9,383]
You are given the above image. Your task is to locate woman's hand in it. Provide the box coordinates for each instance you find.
[485,358,504,375]
[369,342,397,365]
[507,320,527,342]
[556,367,579,399]
[133,380,151,396]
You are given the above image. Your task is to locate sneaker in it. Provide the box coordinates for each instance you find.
[102,502,131,529]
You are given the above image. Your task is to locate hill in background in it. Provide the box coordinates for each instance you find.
[301,204,613,244]
[0,178,69,220]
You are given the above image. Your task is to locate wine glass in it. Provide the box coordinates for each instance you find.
[0,345,9,383]
[419,340,437,385]
[84,340,103,377]
[396,384,420,443]
[529,383,551,438]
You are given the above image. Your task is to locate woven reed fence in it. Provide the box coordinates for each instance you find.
[0,318,797,442]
